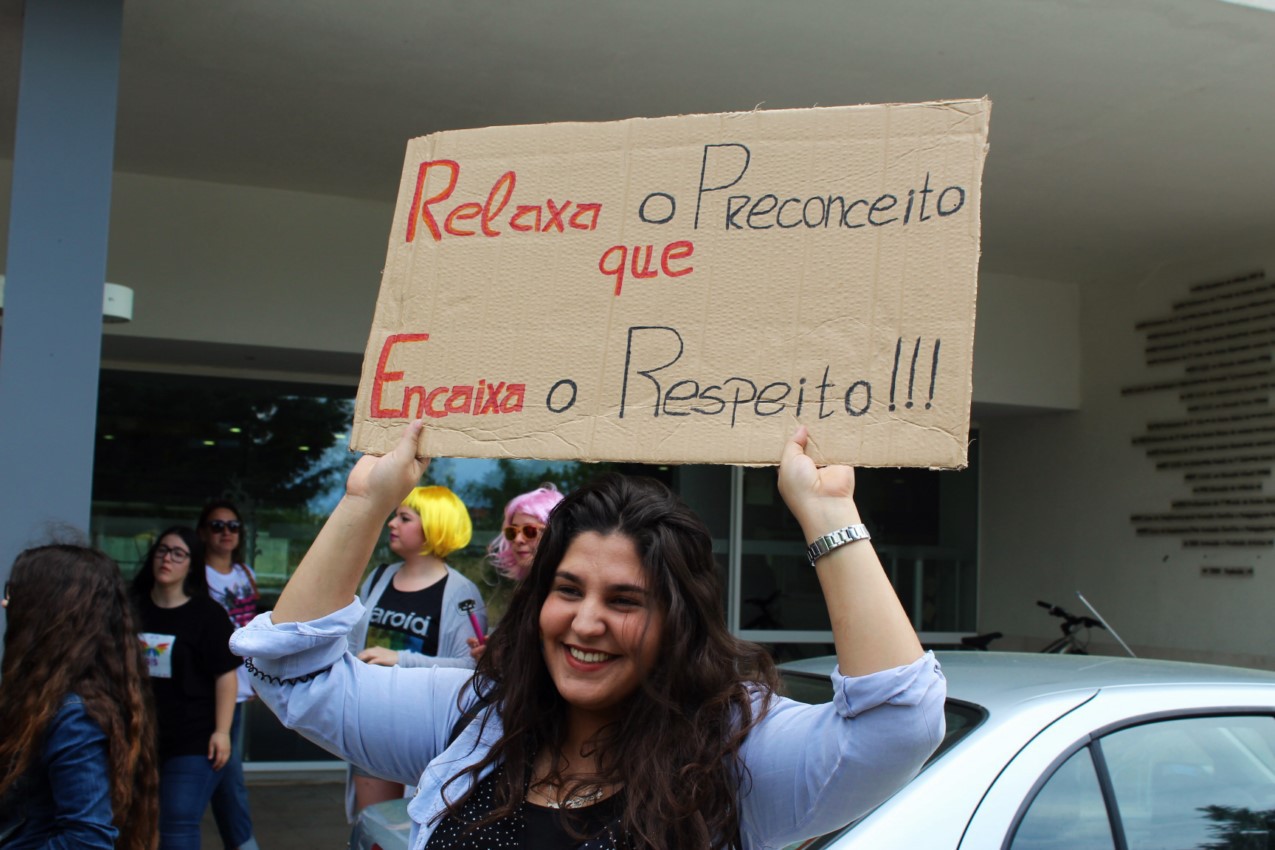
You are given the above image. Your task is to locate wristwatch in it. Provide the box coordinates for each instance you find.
[806,524,871,567]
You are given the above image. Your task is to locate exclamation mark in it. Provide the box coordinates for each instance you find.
[926,339,940,410]
[906,338,921,409]
[889,337,902,411]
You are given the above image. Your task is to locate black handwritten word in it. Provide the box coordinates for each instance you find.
[370,333,526,419]
[693,143,965,232]
[619,325,873,425]
[598,241,694,296]
[405,161,602,243]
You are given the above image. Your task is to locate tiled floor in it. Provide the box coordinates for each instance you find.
[200,781,349,849]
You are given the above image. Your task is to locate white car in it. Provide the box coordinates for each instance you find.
[352,652,1275,849]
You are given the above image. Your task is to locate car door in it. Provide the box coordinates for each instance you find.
[958,684,1275,849]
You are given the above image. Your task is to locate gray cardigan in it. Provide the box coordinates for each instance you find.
[347,562,486,670]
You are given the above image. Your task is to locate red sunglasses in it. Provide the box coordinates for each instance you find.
[503,523,544,542]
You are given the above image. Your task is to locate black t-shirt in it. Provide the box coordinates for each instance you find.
[136,593,240,760]
[364,573,447,657]
[426,765,627,850]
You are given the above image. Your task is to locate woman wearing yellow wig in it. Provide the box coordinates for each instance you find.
[345,485,487,814]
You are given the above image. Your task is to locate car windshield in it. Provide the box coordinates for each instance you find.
[777,667,986,850]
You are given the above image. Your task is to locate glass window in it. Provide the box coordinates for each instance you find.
[1101,715,1275,850]
[738,434,979,654]
[1009,747,1116,850]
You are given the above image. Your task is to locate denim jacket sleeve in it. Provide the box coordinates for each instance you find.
[40,696,119,849]
[738,652,946,849]
[232,600,473,786]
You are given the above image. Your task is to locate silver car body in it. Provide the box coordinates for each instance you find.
[350,652,1275,849]
[780,651,1275,849]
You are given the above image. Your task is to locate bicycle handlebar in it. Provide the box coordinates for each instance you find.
[1037,600,1104,631]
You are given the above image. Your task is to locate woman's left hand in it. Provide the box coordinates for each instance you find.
[208,731,232,770]
[357,646,400,667]
[777,426,861,536]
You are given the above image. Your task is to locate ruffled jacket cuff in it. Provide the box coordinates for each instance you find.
[230,599,364,681]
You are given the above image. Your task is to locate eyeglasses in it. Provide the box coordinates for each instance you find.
[503,523,545,542]
[206,520,241,533]
[154,545,191,564]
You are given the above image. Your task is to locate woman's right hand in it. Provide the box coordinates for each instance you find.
[271,420,431,626]
[345,419,431,510]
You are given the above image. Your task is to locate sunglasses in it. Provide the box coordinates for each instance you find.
[154,545,191,564]
[503,523,545,542]
[207,519,242,533]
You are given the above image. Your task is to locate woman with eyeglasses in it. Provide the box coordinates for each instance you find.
[133,526,242,849]
[197,501,261,850]
[0,544,158,848]
[469,484,566,661]
[344,485,487,816]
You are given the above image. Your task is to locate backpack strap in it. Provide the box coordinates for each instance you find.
[368,562,391,599]
[237,562,259,598]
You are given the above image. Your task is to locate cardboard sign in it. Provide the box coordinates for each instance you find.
[352,99,990,467]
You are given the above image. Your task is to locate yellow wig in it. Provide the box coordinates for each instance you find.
[401,486,473,559]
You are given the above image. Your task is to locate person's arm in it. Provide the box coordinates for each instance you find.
[41,700,119,848]
[273,420,429,624]
[209,670,237,769]
[231,602,475,784]
[777,425,924,676]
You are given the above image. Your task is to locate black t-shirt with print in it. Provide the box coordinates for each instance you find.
[364,574,447,658]
[137,593,240,760]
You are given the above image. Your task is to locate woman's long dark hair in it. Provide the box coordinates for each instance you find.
[0,545,159,849]
[132,526,207,599]
[445,473,780,850]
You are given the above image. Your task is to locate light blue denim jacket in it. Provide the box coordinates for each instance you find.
[233,600,945,850]
[0,695,117,849]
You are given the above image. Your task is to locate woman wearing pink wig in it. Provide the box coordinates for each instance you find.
[487,483,565,582]
[470,484,564,661]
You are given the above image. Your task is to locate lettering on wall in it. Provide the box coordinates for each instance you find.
[1123,270,1275,553]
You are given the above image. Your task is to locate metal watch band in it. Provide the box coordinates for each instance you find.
[806,523,871,566]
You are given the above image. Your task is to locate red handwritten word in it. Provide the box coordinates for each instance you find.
[405,160,602,243]
[370,334,526,419]
[598,241,694,296]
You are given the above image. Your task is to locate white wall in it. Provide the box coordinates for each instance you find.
[0,162,394,383]
[972,272,1081,411]
[979,253,1275,669]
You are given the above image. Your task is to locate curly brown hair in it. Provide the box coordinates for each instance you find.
[444,473,779,849]
[0,544,159,849]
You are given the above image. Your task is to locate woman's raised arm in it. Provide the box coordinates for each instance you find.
[272,421,429,625]
[777,426,924,677]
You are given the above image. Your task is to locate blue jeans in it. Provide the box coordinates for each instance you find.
[158,754,223,850]
[210,704,257,850]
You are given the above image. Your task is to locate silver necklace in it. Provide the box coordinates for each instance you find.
[542,785,605,809]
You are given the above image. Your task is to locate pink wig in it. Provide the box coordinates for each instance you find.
[486,483,564,580]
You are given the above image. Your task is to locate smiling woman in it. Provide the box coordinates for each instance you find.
[232,420,945,850]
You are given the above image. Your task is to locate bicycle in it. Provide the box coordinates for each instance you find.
[958,592,1136,656]
[1036,599,1104,654]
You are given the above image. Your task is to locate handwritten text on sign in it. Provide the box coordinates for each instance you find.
[353,100,990,467]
